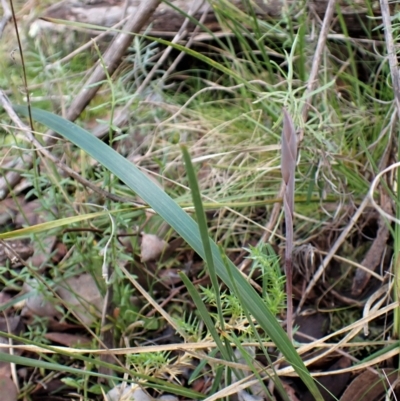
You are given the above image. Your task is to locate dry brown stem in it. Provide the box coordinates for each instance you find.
[35,0,382,37]
[61,0,162,125]
[281,109,298,341]
[0,0,11,38]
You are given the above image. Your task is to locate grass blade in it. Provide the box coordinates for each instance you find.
[181,145,224,329]
[13,105,323,400]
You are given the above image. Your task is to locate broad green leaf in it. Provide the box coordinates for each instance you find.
[13,105,323,400]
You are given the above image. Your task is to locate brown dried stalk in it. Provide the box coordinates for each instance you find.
[281,108,298,341]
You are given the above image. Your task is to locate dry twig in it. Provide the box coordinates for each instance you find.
[0,0,162,197]
[0,0,11,38]
[0,90,140,206]
[300,108,396,309]
[58,0,163,125]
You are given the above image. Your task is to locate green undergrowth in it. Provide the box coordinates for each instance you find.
[0,0,398,400]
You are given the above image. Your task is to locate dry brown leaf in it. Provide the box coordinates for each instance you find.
[159,268,183,286]
[0,197,26,226]
[0,292,12,308]
[107,386,153,401]
[0,316,22,333]
[14,200,54,227]
[303,357,351,401]
[57,274,104,325]
[29,378,69,398]
[46,320,82,331]
[141,233,169,262]
[158,396,179,401]
[0,376,18,401]
[21,281,62,321]
[44,332,91,347]
[340,368,397,401]
[30,236,57,268]
[0,337,11,377]
[281,380,301,401]
[294,312,329,343]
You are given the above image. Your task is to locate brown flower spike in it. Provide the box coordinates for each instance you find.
[281,108,297,341]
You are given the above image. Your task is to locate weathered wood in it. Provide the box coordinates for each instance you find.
[30,0,382,37]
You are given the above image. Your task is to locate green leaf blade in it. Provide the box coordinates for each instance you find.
[13,105,323,400]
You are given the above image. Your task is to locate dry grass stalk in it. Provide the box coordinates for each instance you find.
[281,108,297,341]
